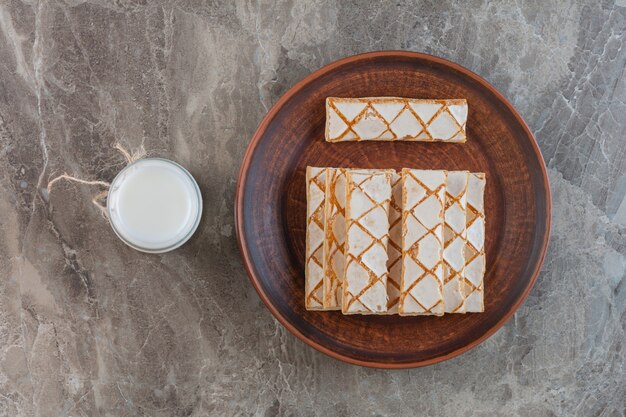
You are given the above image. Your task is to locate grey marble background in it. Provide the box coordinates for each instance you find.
[0,0,624,416]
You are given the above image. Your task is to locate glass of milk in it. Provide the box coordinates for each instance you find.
[107,158,202,253]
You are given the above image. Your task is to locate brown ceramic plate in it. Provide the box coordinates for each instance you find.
[235,51,551,368]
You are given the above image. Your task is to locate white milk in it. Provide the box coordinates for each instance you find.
[107,158,202,253]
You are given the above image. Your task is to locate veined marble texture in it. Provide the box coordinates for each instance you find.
[0,1,624,416]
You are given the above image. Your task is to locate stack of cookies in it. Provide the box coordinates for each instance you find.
[304,98,486,316]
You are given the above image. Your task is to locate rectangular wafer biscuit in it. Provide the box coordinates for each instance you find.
[305,167,329,310]
[322,168,346,309]
[326,97,467,142]
[386,171,402,313]
[443,171,469,313]
[399,169,446,316]
[342,169,392,314]
[462,173,486,312]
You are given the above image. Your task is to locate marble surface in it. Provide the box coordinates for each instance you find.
[0,0,624,416]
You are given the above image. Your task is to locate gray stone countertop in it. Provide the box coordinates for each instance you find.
[0,1,624,416]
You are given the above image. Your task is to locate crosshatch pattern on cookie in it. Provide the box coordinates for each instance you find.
[462,173,486,312]
[386,171,402,313]
[399,169,447,316]
[323,168,346,309]
[326,97,467,142]
[342,170,392,314]
[305,167,329,310]
[443,171,469,313]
